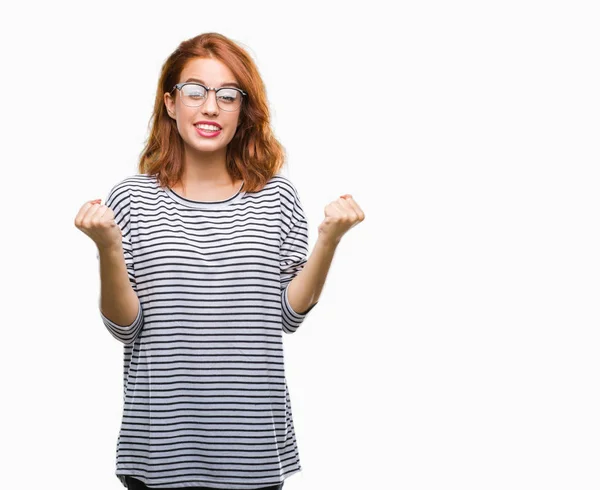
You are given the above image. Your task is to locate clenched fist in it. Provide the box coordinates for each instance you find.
[74,199,123,251]
[317,194,365,246]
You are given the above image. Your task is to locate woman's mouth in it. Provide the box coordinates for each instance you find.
[194,124,222,138]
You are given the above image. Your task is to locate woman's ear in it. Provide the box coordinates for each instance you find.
[164,92,176,119]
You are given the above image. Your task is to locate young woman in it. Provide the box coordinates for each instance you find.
[74,32,364,490]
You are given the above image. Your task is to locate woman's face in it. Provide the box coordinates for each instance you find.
[164,57,242,155]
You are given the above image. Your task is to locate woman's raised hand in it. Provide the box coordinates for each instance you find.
[317,194,365,246]
[74,199,123,251]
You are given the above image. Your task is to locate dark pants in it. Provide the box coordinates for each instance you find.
[125,475,284,490]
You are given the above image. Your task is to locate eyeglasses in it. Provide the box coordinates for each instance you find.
[170,82,247,112]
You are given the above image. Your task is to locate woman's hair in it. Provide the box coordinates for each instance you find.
[138,32,287,193]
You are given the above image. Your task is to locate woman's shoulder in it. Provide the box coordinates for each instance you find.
[106,173,159,198]
[111,173,156,189]
[269,173,302,200]
[269,173,295,187]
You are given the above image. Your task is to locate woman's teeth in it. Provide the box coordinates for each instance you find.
[195,124,221,131]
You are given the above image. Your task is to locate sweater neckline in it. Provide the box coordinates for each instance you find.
[163,180,245,209]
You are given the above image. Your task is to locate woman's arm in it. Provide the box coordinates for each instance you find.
[98,243,141,328]
[95,180,144,344]
[286,236,338,314]
[287,193,365,314]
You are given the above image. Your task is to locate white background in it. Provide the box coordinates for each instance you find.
[1,1,599,489]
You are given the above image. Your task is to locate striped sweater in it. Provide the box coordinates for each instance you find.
[96,173,317,489]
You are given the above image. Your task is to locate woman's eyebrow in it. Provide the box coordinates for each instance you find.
[185,77,240,88]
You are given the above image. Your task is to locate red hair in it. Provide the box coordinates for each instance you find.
[138,32,287,193]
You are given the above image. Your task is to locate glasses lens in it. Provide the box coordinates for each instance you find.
[181,84,207,106]
[216,88,242,111]
[179,84,242,111]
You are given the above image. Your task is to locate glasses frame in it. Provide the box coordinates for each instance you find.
[171,82,247,111]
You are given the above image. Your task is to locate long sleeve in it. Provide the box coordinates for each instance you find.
[96,181,144,344]
[279,181,318,333]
